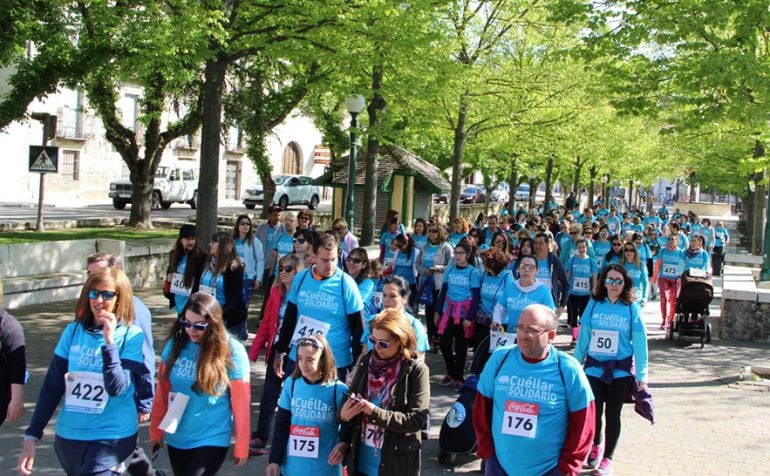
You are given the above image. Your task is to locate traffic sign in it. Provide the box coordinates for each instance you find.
[29,146,59,173]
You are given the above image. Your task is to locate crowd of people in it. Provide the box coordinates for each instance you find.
[2,199,726,475]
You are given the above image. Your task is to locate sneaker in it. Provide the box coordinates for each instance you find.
[440,375,454,386]
[586,444,603,468]
[452,380,465,392]
[596,457,613,475]
[249,436,267,456]
[659,322,666,330]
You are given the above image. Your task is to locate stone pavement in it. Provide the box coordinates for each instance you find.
[1,275,769,475]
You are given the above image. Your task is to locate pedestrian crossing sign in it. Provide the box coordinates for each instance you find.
[29,146,59,173]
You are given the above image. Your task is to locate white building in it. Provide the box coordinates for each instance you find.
[0,83,328,206]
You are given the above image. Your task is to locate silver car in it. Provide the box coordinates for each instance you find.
[243,175,321,210]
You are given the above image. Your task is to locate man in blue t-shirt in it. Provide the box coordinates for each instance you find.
[473,304,595,475]
[273,233,365,382]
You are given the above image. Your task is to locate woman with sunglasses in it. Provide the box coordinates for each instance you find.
[297,210,316,231]
[347,248,377,323]
[232,214,265,310]
[20,268,152,476]
[489,231,513,266]
[467,227,488,252]
[415,223,454,351]
[201,232,247,340]
[293,228,317,268]
[249,254,305,455]
[434,240,481,391]
[574,265,648,476]
[603,236,624,269]
[150,292,250,475]
[448,216,470,248]
[565,238,599,347]
[267,334,349,476]
[341,309,430,476]
[621,241,649,308]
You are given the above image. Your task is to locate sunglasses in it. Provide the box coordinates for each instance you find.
[333,227,343,232]
[624,248,635,252]
[347,257,363,264]
[239,221,251,226]
[179,318,209,331]
[570,231,579,235]
[428,229,439,233]
[293,238,306,244]
[278,265,295,273]
[605,277,624,286]
[88,289,118,300]
[368,335,392,350]
[519,263,536,270]
[612,243,622,247]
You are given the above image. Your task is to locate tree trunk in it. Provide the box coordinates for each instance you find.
[361,64,384,246]
[588,166,597,209]
[196,55,228,246]
[507,156,518,216]
[572,155,582,196]
[752,171,765,255]
[450,92,469,223]
[127,155,154,228]
[545,154,554,212]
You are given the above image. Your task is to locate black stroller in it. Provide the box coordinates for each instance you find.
[437,335,495,466]
[669,270,713,347]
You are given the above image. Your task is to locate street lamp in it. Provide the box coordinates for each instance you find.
[600,174,609,206]
[344,94,366,230]
[527,167,538,210]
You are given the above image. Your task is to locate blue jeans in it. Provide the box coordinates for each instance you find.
[54,433,137,475]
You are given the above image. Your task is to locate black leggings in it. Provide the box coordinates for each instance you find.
[167,445,228,476]
[589,376,633,459]
[439,319,469,381]
[424,289,440,340]
[567,294,591,329]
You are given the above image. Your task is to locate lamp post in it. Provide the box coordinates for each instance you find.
[528,167,538,210]
[344,94,366,230]
[600,174,608,206]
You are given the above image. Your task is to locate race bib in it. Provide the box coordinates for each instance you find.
[689,268,707,278]
[573,277,590,292]
[589,329,619,356]
[288,425,319,458]
[383,257,394,269]
[64,371,108,414]
[199,284,216,296]
[170,273,191,297]
[502,400,538,438]
[291,315,332,344]
[363,423,384,449]
[372,292,383,310]
[662,264,678,276]
[489,329,517,353]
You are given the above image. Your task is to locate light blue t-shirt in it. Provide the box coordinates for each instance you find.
[412,234,428,251]
[160,337,250,449]
[574,299,649,383]
[495,281,555,327]
[54,323,144,440]
[273,232,296,275]
[657,247,684,279]
[480,271,512,316]
[287,268,364,367]
[477,346,594,475]
[623,262,649,303]
[393,248,418,284]
[448,231,467,248]
[420,243,440,270]
[278,378,347,476]
[200,268,225,307]
[683,249,710,273]
[593,239,612,270]
[443,265,482,309]
[565,255,597,296]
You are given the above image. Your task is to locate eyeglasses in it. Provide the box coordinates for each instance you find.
[454,250,467,255]
[347,257,363,264]
[179,318,209,331]
[624,248,635,253]
[88,289,118,300]
[519,263,536,270]
[515,325,549,337]
[278,265,295,273]
[368,335,392,350]
[298,216,310,221]
[239,221,251,226]
[428,229,439,233]
[293,238,306,244]
[605,277,624,286]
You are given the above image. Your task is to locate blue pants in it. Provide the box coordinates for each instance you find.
[54,433,137,476]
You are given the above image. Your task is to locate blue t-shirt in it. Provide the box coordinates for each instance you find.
[380,229,401,268]
[606,216,620,234]
[448,231,467,248]
[657,247,684,279]
[278,378,348,476]
[412,234,428,251]
[174,254,191,315]
[160,338,249,449]
[443,265,482,307]
[593,239,611,270]
[420,243,440,270]
[273,232,296,275]
[565,256,597,296]
[287,268,364,367]
[495,281,555,327]
[574,299,649,383]
[714,227,729,247]
[683,249,710,273]
[477,347,594,475]
[200,268,225,307]
[480,271,512,316]
[393,248,418,285]
[54,323,144,440]
[623,262,649,303]
[535,258,552,287]
[357,278,376,322]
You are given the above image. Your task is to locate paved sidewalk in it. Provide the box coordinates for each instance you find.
[1,276,769,475]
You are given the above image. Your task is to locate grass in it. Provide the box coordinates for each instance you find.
[0,227,178,244]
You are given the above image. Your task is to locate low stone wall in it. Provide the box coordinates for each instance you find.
[431,202,507,224]
[123,238,176,289]
[721,265,770,342]
[673,201,732,217]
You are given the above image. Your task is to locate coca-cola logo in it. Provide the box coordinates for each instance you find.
[505,400,539,415]
[290,425,320,437]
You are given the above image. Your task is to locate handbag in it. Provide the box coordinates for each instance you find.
[416,276,435,305]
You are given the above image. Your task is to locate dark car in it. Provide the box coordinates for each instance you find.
[433,192,449,204]
[460,185,486,204]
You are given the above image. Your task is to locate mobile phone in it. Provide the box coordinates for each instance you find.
[344,391,362,402]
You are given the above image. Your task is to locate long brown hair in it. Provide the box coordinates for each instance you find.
[277,254,304,295]
[75,267,135,327]
[290,333,337,384]
[370,308,417,360]
[209,231,241,276]
[163,293,233,396]
[232,214,255,241]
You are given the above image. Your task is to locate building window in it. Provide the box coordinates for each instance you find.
[61,150,79,182]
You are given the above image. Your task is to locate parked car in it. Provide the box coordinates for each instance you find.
[108,165,198,210]
[514,183,531,201]
[460,185,486,204]
[490,184,509,202]
[243,174,321,210]
[433,192,449,204]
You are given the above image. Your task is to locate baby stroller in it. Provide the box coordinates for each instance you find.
[437,335,495,466]
[670,269,713,348]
